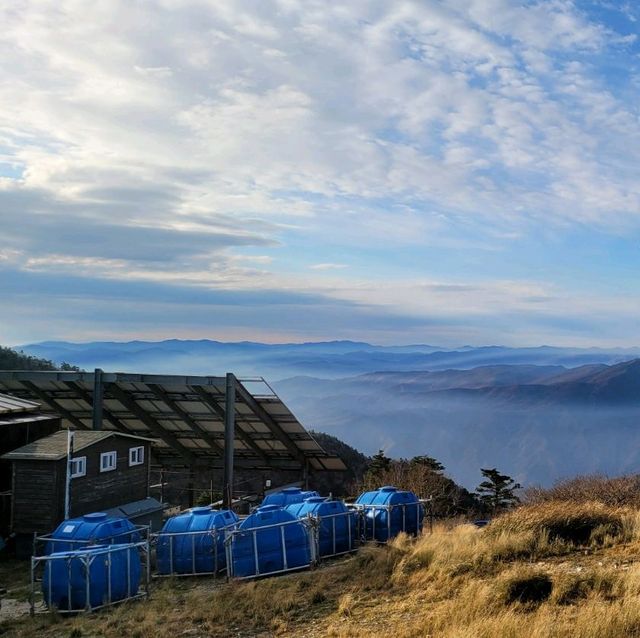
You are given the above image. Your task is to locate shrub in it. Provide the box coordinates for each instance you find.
[486,501,632,548]
[524,475,640,508]
[496,568,553,606]
[552,570,619,606]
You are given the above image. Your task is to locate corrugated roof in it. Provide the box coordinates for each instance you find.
[0,413,57,427]
[1,429,154,461]
[0,393,40,415]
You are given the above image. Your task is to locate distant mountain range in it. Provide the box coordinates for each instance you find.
[275,359,640,488]
[18,339,640,379]
[16,339,640,488]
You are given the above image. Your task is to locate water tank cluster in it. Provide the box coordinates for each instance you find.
[37,486,425,610]
[223,485,422,578]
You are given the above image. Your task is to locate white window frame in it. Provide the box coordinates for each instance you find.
[100,451,117,472]
[70,456,86,478]
[129,446,144,466]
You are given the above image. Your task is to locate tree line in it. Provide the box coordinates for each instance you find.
[362,449,521,517]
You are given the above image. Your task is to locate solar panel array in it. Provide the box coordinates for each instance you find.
[0,371,346,472]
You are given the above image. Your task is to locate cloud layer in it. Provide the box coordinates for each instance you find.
[1,0,639,345]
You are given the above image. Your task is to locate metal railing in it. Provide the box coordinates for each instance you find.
[31,540,150,615]
[34,524,150,556]
[349,502,425,542]
[225,518,316,580]
[151,522,238,577]
[306,510,359,559]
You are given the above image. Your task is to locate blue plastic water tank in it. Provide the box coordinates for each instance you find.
[286,497,357,557]
[42,544,141,610]
[231,505,312,577]
[261,487,320,508]
[156,506,239,575]
[47,512,139,553]
[355,486,424,542]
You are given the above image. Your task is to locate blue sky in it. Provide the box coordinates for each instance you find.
[1,0,640,346]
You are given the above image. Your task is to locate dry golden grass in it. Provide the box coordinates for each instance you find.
[4,500,640,637]
[525,474,640,508]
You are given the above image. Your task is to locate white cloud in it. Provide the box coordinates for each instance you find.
[309,263,348,271]
[1,0,639,343]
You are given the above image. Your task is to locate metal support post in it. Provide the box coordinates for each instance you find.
[223,373,236,510]
[92,368,104,430]
[187,466,195,509]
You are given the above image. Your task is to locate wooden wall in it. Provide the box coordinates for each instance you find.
[70,437,150,517]
[10,459,64,534]
[9,436,150,535]
[0,416,61,492]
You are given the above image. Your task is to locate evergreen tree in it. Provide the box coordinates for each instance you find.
[410,455,445,473]
[0,345,80,371]
[476,468,521,513]
[368,449,392,475]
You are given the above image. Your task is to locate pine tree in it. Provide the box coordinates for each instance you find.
[367,449,392,477]
[410,455,445,473]
[476,468,521,513]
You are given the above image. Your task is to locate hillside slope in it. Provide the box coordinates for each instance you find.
[3,501,640,638]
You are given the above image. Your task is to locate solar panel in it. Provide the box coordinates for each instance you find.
[0,371,346,472]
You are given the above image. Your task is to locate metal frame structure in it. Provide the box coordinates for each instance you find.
[225,518,316,580]
[0,370,345,508]
[351,502,425,542]
[31,540,151,614]
[151,521,238,578]
[305,510,358,559]
[34,524,150,556]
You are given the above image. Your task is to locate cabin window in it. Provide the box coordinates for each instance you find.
[129,446,144,466]
[100,451,117,472]
[70,456,86,478]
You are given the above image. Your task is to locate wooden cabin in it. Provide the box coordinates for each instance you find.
[0,394,61,534]
[2,430,153,536]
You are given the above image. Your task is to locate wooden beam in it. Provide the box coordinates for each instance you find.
[190,385,270,462]
[20,380,88,431]
[147,383,224,455]
[108,384,195,465]
[233,381,308,465]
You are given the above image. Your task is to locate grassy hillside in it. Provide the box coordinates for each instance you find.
[4,496,640,637]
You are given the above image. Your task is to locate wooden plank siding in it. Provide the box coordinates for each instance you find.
[9,436,150,534]
[11,459,64,533]
[69,437,149,516]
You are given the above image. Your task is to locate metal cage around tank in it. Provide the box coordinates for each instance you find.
[152,507,239,577]
[225,506,316,579]
[353,501,424,542]
[286,497,359,559]
[353,486,425,543]
[31,539,151,614]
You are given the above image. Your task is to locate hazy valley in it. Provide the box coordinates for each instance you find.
[18,340,640,488]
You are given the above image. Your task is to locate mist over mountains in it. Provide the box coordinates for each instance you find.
[18,340,640,488]
[20,339,640,379]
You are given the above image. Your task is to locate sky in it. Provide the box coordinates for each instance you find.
[1,0,640,347]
